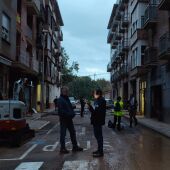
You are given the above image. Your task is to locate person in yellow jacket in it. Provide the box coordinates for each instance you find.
[113,96,124,131]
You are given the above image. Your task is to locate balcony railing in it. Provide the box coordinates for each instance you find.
[25,25,33,40]
[121,14,129,28]
[115,33,122,40]
[122,38,129,51]
[159,0,170,10]
[25,0,40,15]
[26,0,40,15]
[142,4,158,29]
[143,47,158,66]
[159,32,170,60]
[107,30,114,44]
[120,64,128,77]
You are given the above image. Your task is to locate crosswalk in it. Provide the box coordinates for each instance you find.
[15,162,44,170]
[14,160,97,170]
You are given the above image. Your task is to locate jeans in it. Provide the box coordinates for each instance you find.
[60,118,78,149]
[113,115,121,129]
[93,125,103,152]
[129,110,138,127]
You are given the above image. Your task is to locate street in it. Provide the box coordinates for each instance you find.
[0,110,170,170]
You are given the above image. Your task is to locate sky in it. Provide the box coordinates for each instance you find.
[58,0,115,80]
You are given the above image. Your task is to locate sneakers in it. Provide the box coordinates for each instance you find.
[93,151,104,157]
[72,146,83,152]
[60,148,69,154]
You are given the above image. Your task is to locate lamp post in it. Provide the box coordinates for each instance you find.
[41,29,49,112]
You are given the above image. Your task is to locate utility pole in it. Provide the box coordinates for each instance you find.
[94,73,96,81]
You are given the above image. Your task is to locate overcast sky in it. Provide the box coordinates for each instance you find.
[58,0,115,80]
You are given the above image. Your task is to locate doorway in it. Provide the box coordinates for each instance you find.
[139,81,146,116]
[151,85,163,121]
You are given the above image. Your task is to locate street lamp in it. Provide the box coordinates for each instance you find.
[41,29,49,112]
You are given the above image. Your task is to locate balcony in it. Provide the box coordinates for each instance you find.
[112,33,119,45]
[115,33,122,40]
[130,66,147,78]
[159,32,170,60]
[120,64,128,77]
[25,25,33,41]
[119,0,125,11]
[115,10,121,20]
[25,0,40,15]
[142,5,158,29]
[111,20,118,32]
[118,45,124,56]
[107,63,112,72]
[130,29,147,47]
[58,30,63,41]
[159,0,170,10]
[122,38,129,51]
[119,25,125,33]
[143,47,158,66]
[122,0,129,3]
[107,30,114,44]
[121,14,129,28]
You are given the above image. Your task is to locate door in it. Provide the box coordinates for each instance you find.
[151,85,163,121]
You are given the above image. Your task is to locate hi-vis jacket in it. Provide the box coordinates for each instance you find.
[113,101,124,116]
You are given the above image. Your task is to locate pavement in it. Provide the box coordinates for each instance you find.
[25,109,56,131]
[124,113,170,138]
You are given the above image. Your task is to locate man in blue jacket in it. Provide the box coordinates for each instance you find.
[58,86,83,154]
[87,89,106,157]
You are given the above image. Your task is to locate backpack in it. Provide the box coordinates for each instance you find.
[114,101,121,112]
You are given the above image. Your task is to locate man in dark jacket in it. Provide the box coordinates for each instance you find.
[87,89,106,157]
[58,86,83,154]
[80,97,85,117]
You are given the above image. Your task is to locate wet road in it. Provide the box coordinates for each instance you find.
[0,111,170,170]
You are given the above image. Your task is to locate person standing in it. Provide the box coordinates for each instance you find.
[129,94,138,128]
[53,96,58,111]
[80,97,85,117]
[57,86,83,154]
[113,96,124,131]
[87,89,106,157]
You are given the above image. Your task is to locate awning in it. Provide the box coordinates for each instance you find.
[0,56,12,66]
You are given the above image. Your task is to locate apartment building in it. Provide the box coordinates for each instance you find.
[37,0,63,109]
[107,0,170,123]
[0,0,17,100]
[0,0,63,112]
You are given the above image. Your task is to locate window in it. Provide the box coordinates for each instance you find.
[2,12,10,42]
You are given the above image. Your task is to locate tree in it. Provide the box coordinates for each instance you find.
[61,48,79,86]
[68,76,111,100]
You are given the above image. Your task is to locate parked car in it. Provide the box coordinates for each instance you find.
[105,99,114,109]
[69,97,76,109]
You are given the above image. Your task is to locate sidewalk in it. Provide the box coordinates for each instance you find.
[124,114,170,138]
[25,109,56,131]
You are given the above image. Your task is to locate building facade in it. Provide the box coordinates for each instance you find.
[107,0,170,123]
[0,0,63,112]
